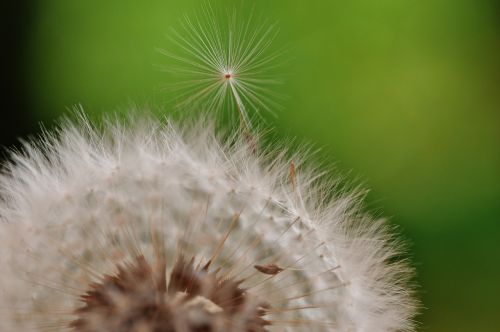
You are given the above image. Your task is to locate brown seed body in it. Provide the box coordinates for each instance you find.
[71,255,270,332]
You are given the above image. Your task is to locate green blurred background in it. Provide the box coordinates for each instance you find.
[2,0,499,331]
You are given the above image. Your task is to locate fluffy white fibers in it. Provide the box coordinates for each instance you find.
[0,114,417,331]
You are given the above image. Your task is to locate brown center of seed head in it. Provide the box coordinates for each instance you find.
[71,255,270,332]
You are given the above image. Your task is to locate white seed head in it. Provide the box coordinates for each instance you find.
[0,114,416,331]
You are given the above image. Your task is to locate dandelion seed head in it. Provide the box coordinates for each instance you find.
[0,114,417,331]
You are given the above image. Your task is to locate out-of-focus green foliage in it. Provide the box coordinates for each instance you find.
[25,0,500,331]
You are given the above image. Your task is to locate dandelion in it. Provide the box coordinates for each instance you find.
[159,3,283,129]
[0,4,417,332]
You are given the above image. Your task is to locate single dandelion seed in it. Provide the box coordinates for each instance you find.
[159,3,284,130]
[254,264,284,275]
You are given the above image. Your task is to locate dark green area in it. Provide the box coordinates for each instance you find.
[17,0,500,331]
